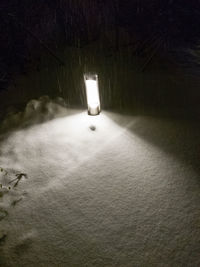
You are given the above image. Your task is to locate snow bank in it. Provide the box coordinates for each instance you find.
[1,96,67,132]
[0,100,200,266]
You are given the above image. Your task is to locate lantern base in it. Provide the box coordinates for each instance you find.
[88,106,100,116]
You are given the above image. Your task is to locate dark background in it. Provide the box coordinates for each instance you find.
[0,0,200,115]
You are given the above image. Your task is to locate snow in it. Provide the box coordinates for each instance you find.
[0,97,200,266]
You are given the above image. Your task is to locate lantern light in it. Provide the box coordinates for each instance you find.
[84,74,100,116]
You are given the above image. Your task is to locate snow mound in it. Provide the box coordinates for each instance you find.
[1,96,67,132]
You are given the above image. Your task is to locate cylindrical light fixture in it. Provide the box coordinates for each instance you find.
[84,73,101,115]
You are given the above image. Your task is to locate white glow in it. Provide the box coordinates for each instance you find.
[84,74,100,115]
[85,80,99,107]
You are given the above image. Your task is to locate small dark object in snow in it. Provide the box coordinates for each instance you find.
[90,125,96,131]
[0,186,10,198]
[0,234,7,245]
[9,173,28,188]
[11,197,23,207]
[0,209,8,221]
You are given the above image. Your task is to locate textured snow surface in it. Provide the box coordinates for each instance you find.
[0,97,200,266]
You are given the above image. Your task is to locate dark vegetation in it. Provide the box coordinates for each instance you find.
[0,0,200,114]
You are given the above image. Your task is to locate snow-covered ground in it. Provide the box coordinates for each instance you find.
[0,97,200,266]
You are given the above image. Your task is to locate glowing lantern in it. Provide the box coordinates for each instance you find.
[84,74,100,115]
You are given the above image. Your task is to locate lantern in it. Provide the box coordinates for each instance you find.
[84,74,100,115]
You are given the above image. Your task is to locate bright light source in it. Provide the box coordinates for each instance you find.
[84,74,100,115]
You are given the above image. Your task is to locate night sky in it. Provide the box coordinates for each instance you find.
[0,0,200,113]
